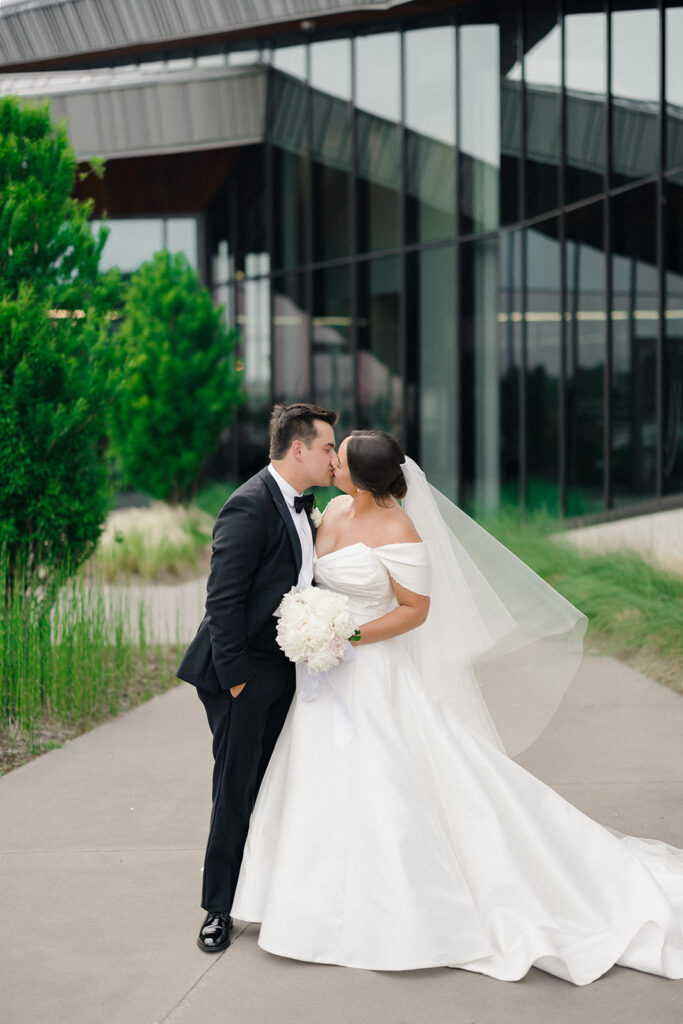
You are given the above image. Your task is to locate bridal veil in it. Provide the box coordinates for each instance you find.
[401,456,587,756]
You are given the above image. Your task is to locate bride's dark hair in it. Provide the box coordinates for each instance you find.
[346,430,407,503]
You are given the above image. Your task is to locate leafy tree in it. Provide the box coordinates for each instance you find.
[0,96,109,304]
[110,250,243,503]
[0,286,121,599]
[0,95,121,595]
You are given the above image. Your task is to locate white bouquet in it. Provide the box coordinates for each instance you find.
[275,586,360,674]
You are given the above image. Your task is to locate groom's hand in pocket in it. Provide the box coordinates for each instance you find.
[230,683,246,699]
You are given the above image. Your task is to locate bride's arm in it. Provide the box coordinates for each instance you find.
[353,578,429,646]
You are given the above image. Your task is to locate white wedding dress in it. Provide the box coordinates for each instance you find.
[231,541,683,984]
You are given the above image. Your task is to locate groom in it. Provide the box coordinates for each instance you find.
[177,402,338,952]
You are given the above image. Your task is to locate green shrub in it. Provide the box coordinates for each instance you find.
[0,95,111,306]
[110,251,243,503]
[0,287,122,600]
[0,96,121,597]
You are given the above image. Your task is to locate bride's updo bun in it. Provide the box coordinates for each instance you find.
[346,430,407,503]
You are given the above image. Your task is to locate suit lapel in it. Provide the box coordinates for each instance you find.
[260,468,303,576]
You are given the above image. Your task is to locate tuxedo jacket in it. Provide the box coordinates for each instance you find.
[176,467,314,694]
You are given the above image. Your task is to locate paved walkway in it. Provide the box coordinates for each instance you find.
[1,653,682,1023]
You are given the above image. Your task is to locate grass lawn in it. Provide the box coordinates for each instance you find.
[482,508,683,695]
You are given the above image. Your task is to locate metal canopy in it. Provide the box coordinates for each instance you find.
[0,0,418,69]
[0,64,267,160]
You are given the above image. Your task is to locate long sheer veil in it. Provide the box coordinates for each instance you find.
[401,457,587,756]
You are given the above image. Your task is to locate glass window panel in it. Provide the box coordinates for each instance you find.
[526,222,561,514]
[565,3,607,205]
[611,184,658,505]
[272,44,307,79]
[611,5,660,184]
[524,2,561,218]
[311,38,352,261]
[272,274,310,403]
[93,218,163,274]
[166,218,198,269]
[565,201,606,515]
[166,56,193,71]
[355,33,401,121]
[500,3,522,225]
[405,26,456,244]
[233,148,268,277]
[196,52,226,68]
[272,148,308,270]
[310,37,352,101]
[269,58,308,271]
[666,5,683,170]
[355,33,401,253]
[237,269,271,407]
[459,23,500,234]
[312,265,354,436]
[211,240,235,328]
[357,256,403,441]
[460,235,500,512]
[664,172,683,494]
[410,246,458,499]
[498,230,523,506]
[228,50,260,66]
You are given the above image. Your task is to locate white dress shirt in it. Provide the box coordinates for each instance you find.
[268,464,314,590]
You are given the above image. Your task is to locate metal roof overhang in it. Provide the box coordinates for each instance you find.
[0,0,434,72]
[0,64,267,160]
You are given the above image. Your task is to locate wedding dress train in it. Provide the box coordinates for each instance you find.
[231,541,683,984]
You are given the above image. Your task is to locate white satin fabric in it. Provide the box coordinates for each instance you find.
[231,542,683,983]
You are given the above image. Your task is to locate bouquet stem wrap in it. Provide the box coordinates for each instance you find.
[275,585,360,749]
[299,655,357,749]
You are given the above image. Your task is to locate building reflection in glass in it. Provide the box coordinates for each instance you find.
[311,38,352,261]
[273,274,310,403]
[498,230,523,506]
[611,184,658,506]
[404,25,456,244]
[313,265,354,435]
[523,1,561,219]
[459,22,500,235]
[461,235,499,512]
[666,5,683,170]
[355,32,401,253]
[611,4,660,185]
[357,257,402,441]
[565,2,607,205]
[526,222,561,513]
[565,202,606,515]
[412,246,458,499]
[665,172,683,495]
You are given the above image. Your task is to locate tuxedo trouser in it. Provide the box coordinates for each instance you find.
[196,652,295,914]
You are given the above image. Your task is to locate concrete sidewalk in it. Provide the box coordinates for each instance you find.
[1,656,681,1024]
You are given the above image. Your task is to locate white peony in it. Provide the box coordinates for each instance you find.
[310,508,323,528]
[275,586,358,674]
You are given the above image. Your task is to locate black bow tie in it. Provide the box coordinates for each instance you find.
[293,493,315,515]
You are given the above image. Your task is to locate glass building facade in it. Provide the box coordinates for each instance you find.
[5,0,682,516]
[195,0,683,516]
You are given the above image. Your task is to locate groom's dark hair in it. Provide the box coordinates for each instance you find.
[269,402,338,460]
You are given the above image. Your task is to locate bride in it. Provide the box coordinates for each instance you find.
[231,430,683,985]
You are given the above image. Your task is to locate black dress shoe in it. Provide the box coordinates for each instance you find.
[197,911,233,952]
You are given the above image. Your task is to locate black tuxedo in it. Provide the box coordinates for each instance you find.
[177,467,315,912]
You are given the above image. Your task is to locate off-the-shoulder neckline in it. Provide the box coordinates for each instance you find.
[314,540,426,562]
